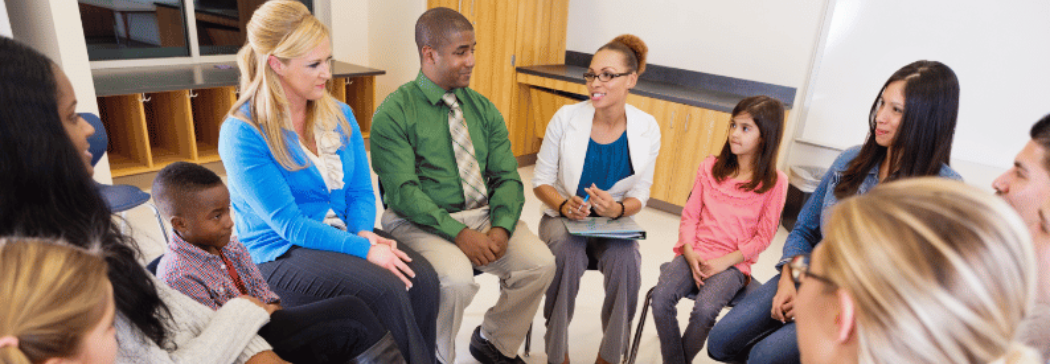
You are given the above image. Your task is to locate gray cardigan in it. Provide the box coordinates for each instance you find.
[114,275,272,363]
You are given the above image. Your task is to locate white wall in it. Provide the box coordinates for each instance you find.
[366,0,426,104]
[566,0,826,89]
[6,0,111,183]
[0,0,11,37]
[329,0,370,66]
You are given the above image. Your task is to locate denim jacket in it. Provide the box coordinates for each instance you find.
[777,145,963,268]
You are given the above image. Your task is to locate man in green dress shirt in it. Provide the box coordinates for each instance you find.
[371,7,555,364]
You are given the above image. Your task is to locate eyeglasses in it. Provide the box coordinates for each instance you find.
[788,254,836,287]
[582,71,633,82]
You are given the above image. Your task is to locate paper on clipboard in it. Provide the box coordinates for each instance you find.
[563,217,646,240]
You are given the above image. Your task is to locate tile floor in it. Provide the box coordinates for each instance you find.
[119,162,788,364]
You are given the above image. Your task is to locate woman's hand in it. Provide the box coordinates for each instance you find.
[245,350,291,364]
[367,244,416,289]
[359,230,398,248]
[698,254,734,280]
[560,195,591,220]
[584,184,621,218]
[241,296,279,315]
[771,269,797,323]
[682,247,705,288]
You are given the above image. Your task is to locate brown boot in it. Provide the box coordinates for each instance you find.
[594,354,611,364]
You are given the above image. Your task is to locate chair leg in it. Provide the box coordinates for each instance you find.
[625,287,655,364]
[524,323,532,357]
[147,203,169,244]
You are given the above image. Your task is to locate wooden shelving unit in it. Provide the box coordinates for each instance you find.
[92,61,384,177]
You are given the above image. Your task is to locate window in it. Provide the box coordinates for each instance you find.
[79,0,312,61]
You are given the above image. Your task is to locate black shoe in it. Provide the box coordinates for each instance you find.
[347,332,406,364]
[469,326,526,364]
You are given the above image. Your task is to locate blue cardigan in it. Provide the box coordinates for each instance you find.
[778,145,962,268]
[219,103,375,264]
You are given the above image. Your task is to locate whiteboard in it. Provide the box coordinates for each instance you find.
[796,0,1050,169]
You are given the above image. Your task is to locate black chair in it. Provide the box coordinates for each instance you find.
[624,266,764,364]
[83,113,169,244]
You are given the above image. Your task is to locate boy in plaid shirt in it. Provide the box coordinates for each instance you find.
[153,161,406,363]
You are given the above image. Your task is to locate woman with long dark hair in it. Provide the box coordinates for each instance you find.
[0,35,286,363]
[706,60,963,364]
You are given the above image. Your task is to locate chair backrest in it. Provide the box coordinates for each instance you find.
[80,113,107,167]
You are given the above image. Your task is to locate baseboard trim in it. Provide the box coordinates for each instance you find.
[646,198,683,215]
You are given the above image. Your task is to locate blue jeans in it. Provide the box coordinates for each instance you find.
[706,273,800,364]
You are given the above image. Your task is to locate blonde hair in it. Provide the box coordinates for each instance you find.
[0,237,111,364]
[229,0,349,171]
[820,178,1040,364]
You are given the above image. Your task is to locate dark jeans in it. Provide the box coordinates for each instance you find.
[258,231,440,364]
[651,256,746,364]
[259,295,385,363]
[706,273,800,364]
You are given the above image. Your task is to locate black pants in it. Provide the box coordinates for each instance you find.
[259,230,440,364]
[259,295,385,363]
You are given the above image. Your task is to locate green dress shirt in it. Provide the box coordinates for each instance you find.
[371,71,524,241]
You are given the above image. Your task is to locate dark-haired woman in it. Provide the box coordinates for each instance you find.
[532,34,661,364]
[0,35,286,363]
[706,60,963,364]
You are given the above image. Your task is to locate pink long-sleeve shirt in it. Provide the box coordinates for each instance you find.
[673,156,788,276]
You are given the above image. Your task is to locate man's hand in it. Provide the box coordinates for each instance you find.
[487,227,510,260]
[456,228,498,266]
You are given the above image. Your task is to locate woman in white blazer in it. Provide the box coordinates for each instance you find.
[532,34,661,364]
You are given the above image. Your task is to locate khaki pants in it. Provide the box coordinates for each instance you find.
[382,208,555,363]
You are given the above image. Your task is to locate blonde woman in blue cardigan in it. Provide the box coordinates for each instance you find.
[217,2,438,363]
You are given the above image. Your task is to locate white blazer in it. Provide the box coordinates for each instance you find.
[532,100,661,216]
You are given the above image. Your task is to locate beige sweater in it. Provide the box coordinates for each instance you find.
[114,275,272,363]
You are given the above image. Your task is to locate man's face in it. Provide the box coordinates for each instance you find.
[993,140,1050,226]
[428,30,476,90]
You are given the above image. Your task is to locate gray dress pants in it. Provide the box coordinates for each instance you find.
[539,214,641,364]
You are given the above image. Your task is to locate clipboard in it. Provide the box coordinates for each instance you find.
[562,217,647,240]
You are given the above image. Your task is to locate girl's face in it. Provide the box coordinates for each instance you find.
[271,39,333,107]
[873,80,906,148]
[728,112,763,160]
[47,284,117,364]
[55,66,96,176]
[586,49,637,110]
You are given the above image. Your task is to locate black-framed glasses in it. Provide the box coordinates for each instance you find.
[583,71,633,82]
[788,254,836,287]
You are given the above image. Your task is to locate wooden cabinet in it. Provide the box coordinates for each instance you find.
[96,74,376,177]
[427,0,569,156]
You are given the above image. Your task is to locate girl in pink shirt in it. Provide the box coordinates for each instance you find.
[651,95,788,363]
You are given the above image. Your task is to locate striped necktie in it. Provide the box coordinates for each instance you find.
[442,92,488,209]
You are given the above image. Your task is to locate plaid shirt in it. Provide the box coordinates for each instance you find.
[157,233,280,310]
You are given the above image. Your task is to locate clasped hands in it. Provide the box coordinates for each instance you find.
[684,251,735,288]
[560,184,623,220]
[455,226,510,267]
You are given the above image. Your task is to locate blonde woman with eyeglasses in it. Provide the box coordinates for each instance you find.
[0,238,115,364]
[792,178,1042,364]
[218,1,439,362]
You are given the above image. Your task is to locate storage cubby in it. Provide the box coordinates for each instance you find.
[341,76,375,138]
[143,90,197,169]
[190,86,237,163]
[97,94,152,176]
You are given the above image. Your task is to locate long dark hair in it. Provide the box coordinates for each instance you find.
[0,36,172,348]
[712,95,785,193]
[834,60,959,199]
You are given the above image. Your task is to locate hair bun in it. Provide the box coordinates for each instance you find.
[611,34,648,74]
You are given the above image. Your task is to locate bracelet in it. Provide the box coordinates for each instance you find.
[612,201,626,220]
[558,199,570,218]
